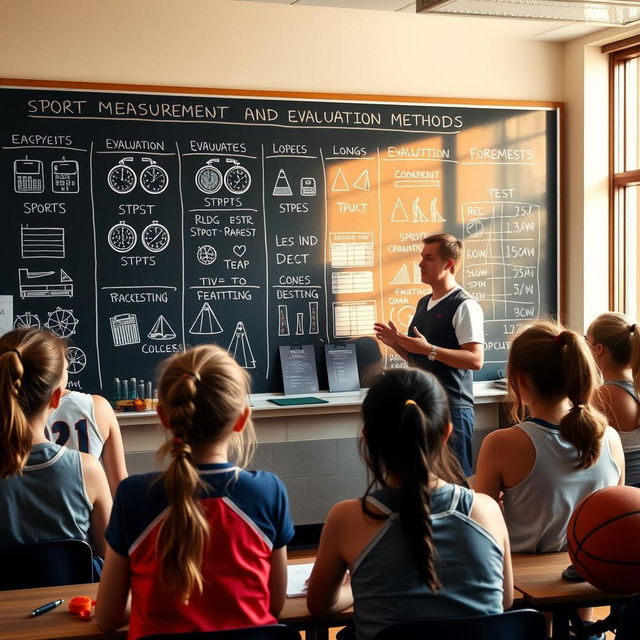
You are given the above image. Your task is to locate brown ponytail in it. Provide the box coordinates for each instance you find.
[0,329,66,478]
[155,345,254,604]
[508,321,607,469]
[360,368,463,591]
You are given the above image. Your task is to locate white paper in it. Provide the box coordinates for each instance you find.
[286,562,314,598]
[0,296,13,336]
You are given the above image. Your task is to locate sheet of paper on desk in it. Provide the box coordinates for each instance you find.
[287,562,314,598]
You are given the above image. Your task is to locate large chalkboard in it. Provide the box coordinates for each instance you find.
[0,80,560,394]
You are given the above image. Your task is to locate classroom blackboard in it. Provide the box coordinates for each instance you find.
[0,80,560,395]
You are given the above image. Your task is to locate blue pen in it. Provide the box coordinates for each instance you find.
[31,599,64,617]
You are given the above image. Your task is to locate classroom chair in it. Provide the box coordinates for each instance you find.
[615,593,640,640]
[373,609,547,640]
[140,625,301,640]
[0,539,94,590]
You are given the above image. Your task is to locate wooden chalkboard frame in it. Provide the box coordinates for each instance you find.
[0,77,564,394]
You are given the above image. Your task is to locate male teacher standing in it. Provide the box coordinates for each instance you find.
[374,233,484,476]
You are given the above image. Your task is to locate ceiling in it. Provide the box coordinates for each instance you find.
[235,0,610,41]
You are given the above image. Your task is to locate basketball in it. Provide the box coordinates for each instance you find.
[567,485,640,593]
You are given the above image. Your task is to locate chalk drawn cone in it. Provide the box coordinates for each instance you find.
[189,302,223,335]
[148,315,176,341]
[227,321,256,369]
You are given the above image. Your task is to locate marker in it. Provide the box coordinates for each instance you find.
[31,599,64,617]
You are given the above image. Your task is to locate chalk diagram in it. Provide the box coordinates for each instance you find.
[224,159,251,194]
[390,305,415,331]
[14,158,44,194]
[278,305,290,336]
[140,158,169,194]
[430,197,446,222]
[148,315,176,341]
[296,313,305,336]
[196,245,217,265]
[390,262,421,285]
[52,158,79,194]
[300,177,316,196]
[44,307,78,338]
[107,158,136,194]
[67,347,87,374]
[21,226,65,259]
[331,271,373,294]
[195,159,223,194]
[233,244,246,258]
[18,268,73,298]
[333,301,376,338]
[412,198,429,223]
[141,221,170,253]
[110,313,140,346]
[465,218,485,238]
[228,321,256,369]
[331,168,370,192]
[273,169,293,196]
[309,302,319,334]
[330,233,374,268]
[108,222,137,253]
[391,198,408,222]
[189,302,223,335]
[14,311,40,329]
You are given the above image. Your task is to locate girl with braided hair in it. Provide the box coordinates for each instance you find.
[96,345,294,639]
[474,320,625,553]
[0,328,111,557]
[307,367,512,640]
[587,313,640,486]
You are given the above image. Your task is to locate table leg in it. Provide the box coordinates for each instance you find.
[552,609,570,640]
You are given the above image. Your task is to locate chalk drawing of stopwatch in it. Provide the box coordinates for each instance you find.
[108,221,137,253]
[141,220,170,253]
[195,159,223,194]
[107,157,136,194]
[140,157,169,194]
[224,159,251,195]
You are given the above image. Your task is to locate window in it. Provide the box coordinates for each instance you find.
[607,37,640,317]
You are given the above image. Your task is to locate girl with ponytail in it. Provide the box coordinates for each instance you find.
[587,312,640,486]
[307,368,512,640]
[474,320,625,553]
[0,328,111,555]
[96,345,294,639]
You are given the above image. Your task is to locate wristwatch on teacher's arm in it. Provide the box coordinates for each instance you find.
[428,345,437,361]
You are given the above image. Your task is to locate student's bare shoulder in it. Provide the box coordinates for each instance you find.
[482,425,531,449]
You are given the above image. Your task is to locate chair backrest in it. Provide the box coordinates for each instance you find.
[140,626,301,640]
[616,594,640,640]
[375,609,547,640]
[0,539,94,590]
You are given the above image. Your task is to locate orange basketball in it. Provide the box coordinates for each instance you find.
[567,485,640,594]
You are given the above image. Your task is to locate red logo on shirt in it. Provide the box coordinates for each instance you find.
[436,314,445,318]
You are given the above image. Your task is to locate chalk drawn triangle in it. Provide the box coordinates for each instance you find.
[189,302,223,335]
[353,169,370,191]
[60,269,72,282]
[390,264,410,285]
[273,169,292,196]
[148,314,176,341]
[391,198,408,222]
[228,321,256,369]
[331,168,349,192]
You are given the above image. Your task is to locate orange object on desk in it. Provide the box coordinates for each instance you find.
[68,596,95,620]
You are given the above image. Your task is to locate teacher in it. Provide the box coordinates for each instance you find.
[374,233,484,476]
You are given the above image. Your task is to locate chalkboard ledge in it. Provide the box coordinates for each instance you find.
[114,383,507,425]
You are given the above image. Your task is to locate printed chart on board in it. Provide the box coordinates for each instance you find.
[0,83,559,393]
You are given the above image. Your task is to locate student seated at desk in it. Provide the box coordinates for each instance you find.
[474,321,625,553]
[46,390,128,496]
[96,345,294,640]
[307,368,512,640]
[0,328,111,558]
[587,313,640,487]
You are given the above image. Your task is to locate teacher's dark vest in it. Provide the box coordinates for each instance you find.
[408,289,474,409]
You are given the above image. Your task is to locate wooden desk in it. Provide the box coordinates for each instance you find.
[512,552,633,639]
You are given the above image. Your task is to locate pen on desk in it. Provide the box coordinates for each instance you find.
[31,599,64,617]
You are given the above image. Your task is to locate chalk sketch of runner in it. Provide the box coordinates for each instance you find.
[331,168,349,192]
[21,225,65,259]
[228,321,256,369]
[309,302,319,335]
[45,307,78,338]
[412,197,429,223]
[196,244,217,265]
[278,305,290,337]
[390,198,408,222]
[430,197,446,222]
[14,311,41,329]
[67,346,87,374]
[353,169,370,191]
[273,169,293,196]
[189,302,223,335]
[148,315,176,341]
